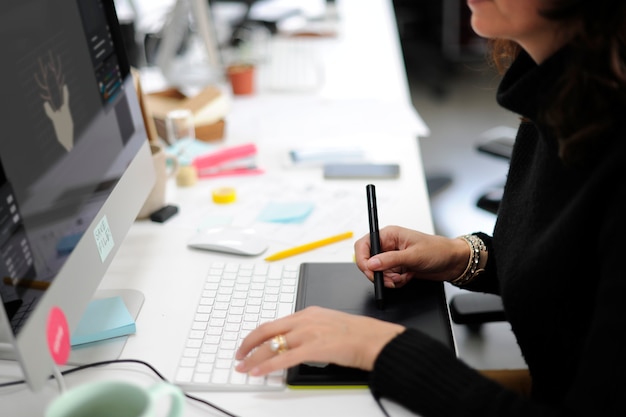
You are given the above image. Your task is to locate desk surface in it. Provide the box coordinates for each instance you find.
[0,1,432,416]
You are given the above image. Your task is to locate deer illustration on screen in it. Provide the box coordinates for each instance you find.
[34,51,74,152]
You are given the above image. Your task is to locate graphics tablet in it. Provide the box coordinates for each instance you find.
[286,262,455,388]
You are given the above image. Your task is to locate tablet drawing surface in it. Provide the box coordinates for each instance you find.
[286,262,455,387]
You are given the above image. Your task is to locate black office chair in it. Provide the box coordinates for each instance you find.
[474,126,515,214]
[449,291,507,331]
[448,127,515,329]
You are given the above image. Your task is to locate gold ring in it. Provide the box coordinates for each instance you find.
[269,335,288,354]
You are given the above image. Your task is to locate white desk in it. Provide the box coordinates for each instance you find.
[0,1,432,416]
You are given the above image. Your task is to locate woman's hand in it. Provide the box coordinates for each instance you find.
[354,226,470,288]
[235,306,405,376]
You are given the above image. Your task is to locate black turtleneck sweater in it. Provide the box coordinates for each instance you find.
[369,49,626,416]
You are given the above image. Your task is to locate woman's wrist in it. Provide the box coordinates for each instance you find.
[447,237,473,281]
[364,323,406,371]
[449,234,488,286]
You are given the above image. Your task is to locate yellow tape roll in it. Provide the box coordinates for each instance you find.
[212,187,237,204]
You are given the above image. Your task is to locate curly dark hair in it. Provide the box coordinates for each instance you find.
[489,1,626,167]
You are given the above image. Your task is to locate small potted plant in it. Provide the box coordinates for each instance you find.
[225,23,269,95]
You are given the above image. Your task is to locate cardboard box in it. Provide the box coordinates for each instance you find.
[146,86,229,143]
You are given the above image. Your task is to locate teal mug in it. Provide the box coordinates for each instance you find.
[45,380,184,417]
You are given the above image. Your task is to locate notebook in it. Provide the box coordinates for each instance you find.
[286,262,455,388]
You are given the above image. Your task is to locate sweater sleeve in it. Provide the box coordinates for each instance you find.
[369,329,546,417]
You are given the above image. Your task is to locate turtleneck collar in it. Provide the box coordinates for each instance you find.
[496,47,572,122]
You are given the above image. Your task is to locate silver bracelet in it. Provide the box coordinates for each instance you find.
[450,234,487,286]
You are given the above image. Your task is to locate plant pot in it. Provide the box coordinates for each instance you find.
[226,64,255,95]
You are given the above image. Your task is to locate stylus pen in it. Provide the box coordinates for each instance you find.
[366,184,385,310]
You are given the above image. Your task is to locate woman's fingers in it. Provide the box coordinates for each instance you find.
[236,307,339,376]
[235,307,406,377]
[235,314,296,360]
[236,330,311,376]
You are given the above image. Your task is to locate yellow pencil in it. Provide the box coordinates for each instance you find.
[264,231,354,261]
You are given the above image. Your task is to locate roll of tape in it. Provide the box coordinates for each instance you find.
[212,187,237,204]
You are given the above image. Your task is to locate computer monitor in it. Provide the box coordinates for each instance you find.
[155,0,224,87]
[0,0,155,391]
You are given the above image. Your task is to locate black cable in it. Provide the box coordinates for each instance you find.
[1,358,394,417]
[371,391,392,417]
[0,358,241,417]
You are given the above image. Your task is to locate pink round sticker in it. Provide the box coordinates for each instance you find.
[47,307,70,365]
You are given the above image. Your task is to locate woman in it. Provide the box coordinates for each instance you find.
[236,1,626,415]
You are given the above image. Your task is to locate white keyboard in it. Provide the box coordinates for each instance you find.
[173,262,299,391]
[259,37,325,92]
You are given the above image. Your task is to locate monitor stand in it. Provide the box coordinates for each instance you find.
[68,288,145,365]
[0,289,144,383]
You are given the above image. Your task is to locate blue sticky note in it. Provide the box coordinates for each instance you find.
[70,296,136,346]
[166,138,217,166]
[257,201,315,224]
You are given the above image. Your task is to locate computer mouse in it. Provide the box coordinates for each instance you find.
[187,227,269,256]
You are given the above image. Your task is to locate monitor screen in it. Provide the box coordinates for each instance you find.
[0,0,154,391]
